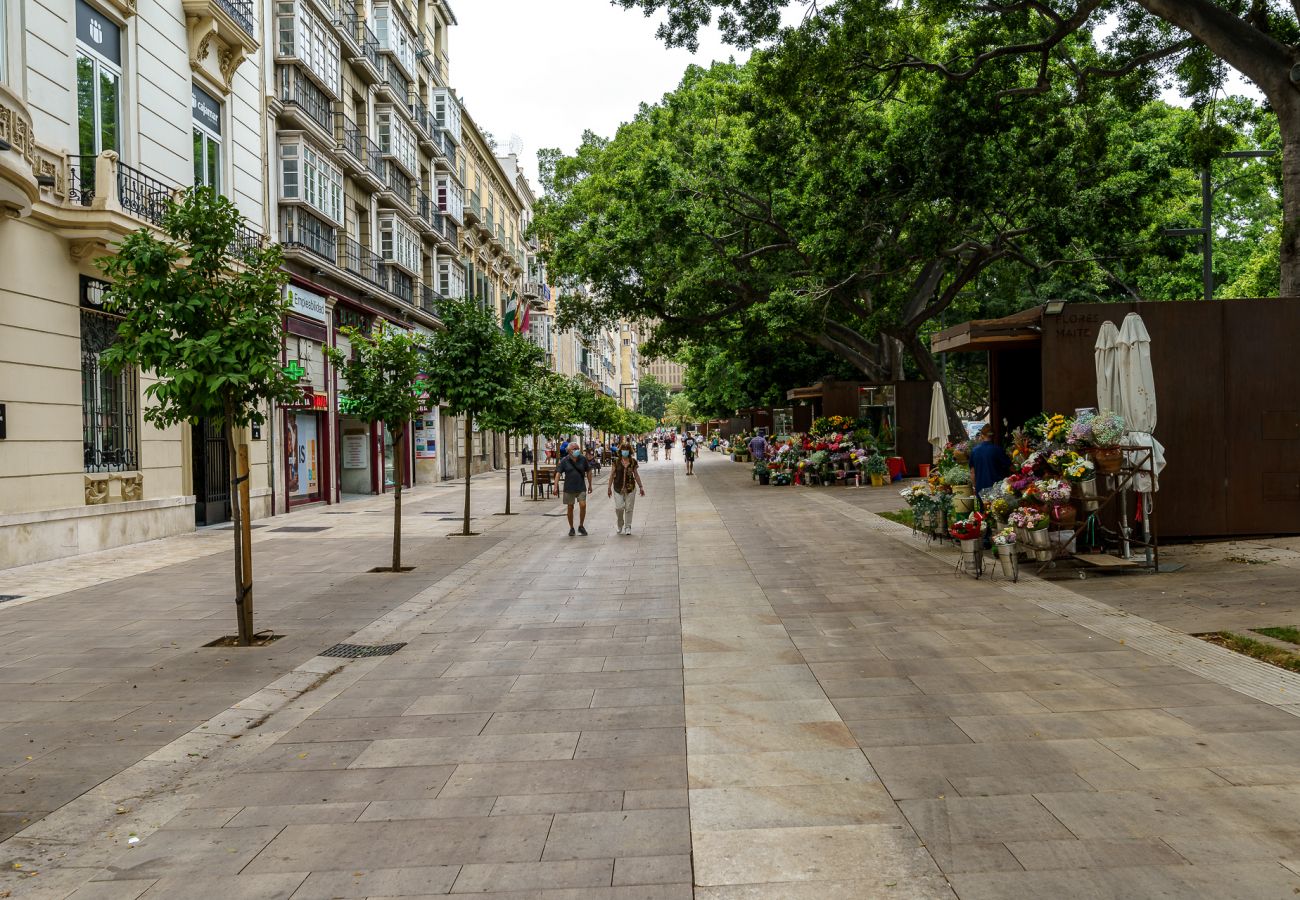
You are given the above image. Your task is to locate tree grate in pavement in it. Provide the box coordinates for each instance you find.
[319,642,407,658]
[270,526,332,533]
[0,595,23,604]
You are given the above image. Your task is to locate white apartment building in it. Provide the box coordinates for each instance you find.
[0,0,271,565]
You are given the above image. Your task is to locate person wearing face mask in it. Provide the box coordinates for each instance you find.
[607,442,645,535]
[556,442,594,536]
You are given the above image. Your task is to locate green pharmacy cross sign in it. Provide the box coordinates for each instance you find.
[283,361,306,380]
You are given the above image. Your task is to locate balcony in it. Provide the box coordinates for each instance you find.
[360,134,386,189]
[345,15,383,83]
[278,66,333,139]
[62,151,263,259]
[420,282,443,317]
[336,114,365,173]
[522,281,544,299]
[378,162,414,212]
[279,206,337,265]
[340,234,383,288]
[181,0,259,90]
[376,58,410,106]
[378,264,414,304]
[464,190,481,225]
[433,129,457,170]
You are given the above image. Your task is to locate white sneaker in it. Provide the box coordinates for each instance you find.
[624,525,632,535]
[616,525,624,534]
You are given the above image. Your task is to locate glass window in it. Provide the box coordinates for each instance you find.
[1,0,7,84]
[81,300,139,474]
[191,85,222,192]
[76,1,121,159]
[379,213,420,273]
[275,0,338,95]
[279,138,342,224]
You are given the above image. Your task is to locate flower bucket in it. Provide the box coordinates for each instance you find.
[953,495,975,514]
[959,537,982,567]
[952,485,973,497]
[932,509,948,537]
[1091,447,1123,474]
[1034,547,1054,562]
[1027,528,1052,550]
[757,474,770,485]
[1015,526,1029,545]
[1078,477,1100,512]
[918,464,931,478]
[870,474,885,487]
[996,544,1018,577]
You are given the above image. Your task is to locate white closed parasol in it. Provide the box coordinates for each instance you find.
[1094,320,1121,414]
[1115,312,1165,493]
[928,381,949,457]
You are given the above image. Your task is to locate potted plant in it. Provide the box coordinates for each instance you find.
[1034,478,1075,529]
[1060,454,1099,511]
[865,454,889,486]
[944,465,975,512]
[992,526,1019,577]
[1087,410,1126,474]
[771,470,792,486]
[753,459,770,485]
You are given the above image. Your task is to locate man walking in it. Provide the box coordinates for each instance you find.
[683,433,697,475]
[607,442,645,534]
[748,431,768,462]
[557,443,593,536]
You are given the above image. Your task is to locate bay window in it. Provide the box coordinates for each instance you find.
[376,106,417,177]
[379,212,420,274]
[438,258,466,299]
[274,0,339,95]
[372,4,416,78]
[279,138,343,224]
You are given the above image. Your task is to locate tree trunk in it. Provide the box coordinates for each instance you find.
[222,397,253,645]
[504,431,513,515]
[462,413,473,535]
[392,424,404,571]
[1282,131,1300,298]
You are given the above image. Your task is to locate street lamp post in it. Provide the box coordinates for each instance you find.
[1164,150,1276,301]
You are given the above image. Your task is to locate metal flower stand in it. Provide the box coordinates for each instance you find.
[993,544,1020,582]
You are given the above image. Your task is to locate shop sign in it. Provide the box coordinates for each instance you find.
[286,285,328,323]
[342,433,368,469]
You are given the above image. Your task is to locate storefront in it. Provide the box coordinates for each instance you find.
[282,283,331,509]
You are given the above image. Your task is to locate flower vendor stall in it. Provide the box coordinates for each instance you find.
[932,298,1300,540]
[785,380,933,476]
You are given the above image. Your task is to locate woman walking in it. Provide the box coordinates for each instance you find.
[607,443,645,535]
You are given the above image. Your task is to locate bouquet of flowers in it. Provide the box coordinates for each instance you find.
[941,465,972,487]
[993,526,1018,546]
[771,471,793,486]
[900,482,933,505]
[1061,456,1096,483]
[1089,410,1126,447]
[1034,479,1072,503]
[949,512,985,540]
[1038,413,1074,444]
[1008,507,1048,530]
[1067,417,1094,447]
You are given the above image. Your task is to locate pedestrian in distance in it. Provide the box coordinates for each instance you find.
[748,431,768,462]
[664,433,673,461]
[545,439,556,462]
[683,433,697,475]
[556,443,594,536]
[607,442,645,535]
[651,438,660,461]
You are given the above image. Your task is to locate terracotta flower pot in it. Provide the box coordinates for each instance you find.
[1051,504,1077,529]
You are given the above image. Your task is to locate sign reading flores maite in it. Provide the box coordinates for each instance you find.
[286,286,328,323]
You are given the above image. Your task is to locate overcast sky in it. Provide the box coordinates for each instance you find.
[451,0,768,190]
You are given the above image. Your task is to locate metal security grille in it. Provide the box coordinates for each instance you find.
[320,642,407,658]
[80,307,139,473]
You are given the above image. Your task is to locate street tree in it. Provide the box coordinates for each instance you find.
[423,298,513,536]
[665,393,695,432]
[535,45,1196,437]
[99,187,301,645]
[615,0,1295,296]
[478,332,545,515]
[324,323,430,571]
[636,374,671,421]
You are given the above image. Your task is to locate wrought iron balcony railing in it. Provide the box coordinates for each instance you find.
[215,0,256,37]
[340,234,383,287]
[278,66,333,135]
[279,206,336,264]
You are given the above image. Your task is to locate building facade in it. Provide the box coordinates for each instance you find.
[0,0,271,566]
[643,355,685,391]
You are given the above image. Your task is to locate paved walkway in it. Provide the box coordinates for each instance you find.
[2,453,1299,898]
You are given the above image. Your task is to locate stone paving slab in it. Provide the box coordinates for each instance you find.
[5,452,1300,898]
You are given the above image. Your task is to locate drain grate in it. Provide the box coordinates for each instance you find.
[439,516,472,521]
[421,511,454,515]
[322,511,357,515]
[320,642,407,658]
[270,526,332,533]
[0,595,24,604]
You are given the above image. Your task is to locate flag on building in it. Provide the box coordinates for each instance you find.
[502,292,529,335]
